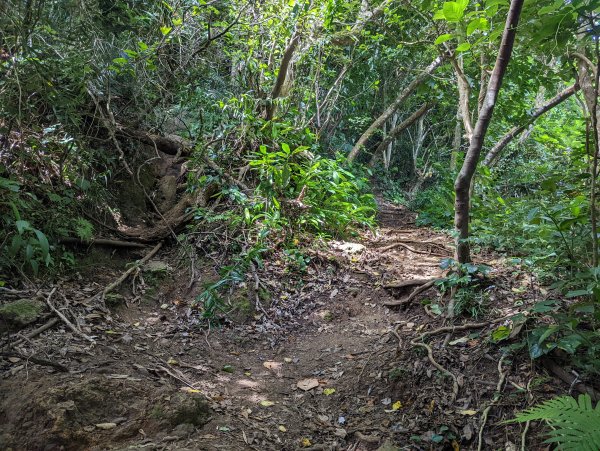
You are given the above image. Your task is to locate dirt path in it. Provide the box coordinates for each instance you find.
[0,202,542,450]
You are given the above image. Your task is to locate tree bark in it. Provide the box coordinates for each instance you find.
[451,56,474,143]
[372,102,432,158]
[454,0,524,263]
[266,32,301,121]
[483,83,579,166]
[347,55,445,162]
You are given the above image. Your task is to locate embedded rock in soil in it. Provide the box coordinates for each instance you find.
[0,298,45,327]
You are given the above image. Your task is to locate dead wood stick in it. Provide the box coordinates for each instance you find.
[100,241,163,300]
[0,351,69,372]
[58,237,147,249]
[7,317,60,347]
[383,279,441,306]
[542,358,600,402]
[377,241,448,256]
[46,288,96,344]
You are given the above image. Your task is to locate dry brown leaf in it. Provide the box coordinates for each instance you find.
[296,378,319,391]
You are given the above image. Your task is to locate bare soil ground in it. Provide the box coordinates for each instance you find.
[0,200,568,450]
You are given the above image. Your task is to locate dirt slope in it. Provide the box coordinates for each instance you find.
[0,202,553,450]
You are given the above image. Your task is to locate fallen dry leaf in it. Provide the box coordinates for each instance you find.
[297,378,319,391]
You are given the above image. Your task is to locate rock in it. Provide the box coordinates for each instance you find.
[95,423,117,430]
[0,299,45,327]
[334,428,347,439]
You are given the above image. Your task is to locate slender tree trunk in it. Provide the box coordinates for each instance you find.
[454,0,524,263]
[348,55,444,162]
[483,83,579,166]
[451,55,474,143]
[266,32,300,121]
[372,102,432,159]
[451,105,462,171]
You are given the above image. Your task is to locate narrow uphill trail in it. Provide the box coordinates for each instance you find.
[1,201,547,450]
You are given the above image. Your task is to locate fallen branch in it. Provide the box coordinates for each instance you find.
[542,358,600,402]
[9,317,60,347]
[477,355,508,451]
[46,288,96,344]
[98,241,164,301]
[0,351,69,372]
[383,279,441,306]
[58,237,147,249]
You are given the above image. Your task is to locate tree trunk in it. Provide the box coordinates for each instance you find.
[265,32,300,121]
[372,102,432,158]
[483,83,579,166]
[454,0,524,263]
[347,55,444,162]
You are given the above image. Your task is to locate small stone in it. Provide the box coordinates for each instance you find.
[334,428,347,438]
[95,423,117,430]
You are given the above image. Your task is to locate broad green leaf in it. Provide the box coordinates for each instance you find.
[435,33,453,45]
[456,42,471,52]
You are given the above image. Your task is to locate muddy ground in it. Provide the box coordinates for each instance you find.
[0,201,572,450]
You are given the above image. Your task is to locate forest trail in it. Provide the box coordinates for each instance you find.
[1,203,540,450]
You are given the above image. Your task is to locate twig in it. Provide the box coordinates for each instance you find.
[477,355,508,451]
[0,351,68,372]
[11,317,60,346]
[98,241,163,301]
[249,262,270,318]
[46,288,96,344]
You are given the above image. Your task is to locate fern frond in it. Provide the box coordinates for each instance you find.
[510,394,600,450]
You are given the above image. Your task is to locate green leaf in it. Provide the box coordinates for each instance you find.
[491,325,510,342]
[33,229,50,258]
[456,42,471,52]
[467,17,488,35]
[160,26,172,35]
[15,220,31,235]
[443,0,469,22]
[435,33,453,45]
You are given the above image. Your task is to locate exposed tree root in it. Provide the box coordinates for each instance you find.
[402,319,506,402]
[58,237,148,249]
[46,288,96,344]
[88,242,163,303]
[408,331,459,402]
[477,355,508,451]
[376,241,448,256]
[0,351,69,372]
[383,277,439,289]
[383,279,441,306]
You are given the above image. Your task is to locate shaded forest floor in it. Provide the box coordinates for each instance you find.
[0,200,563,450]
